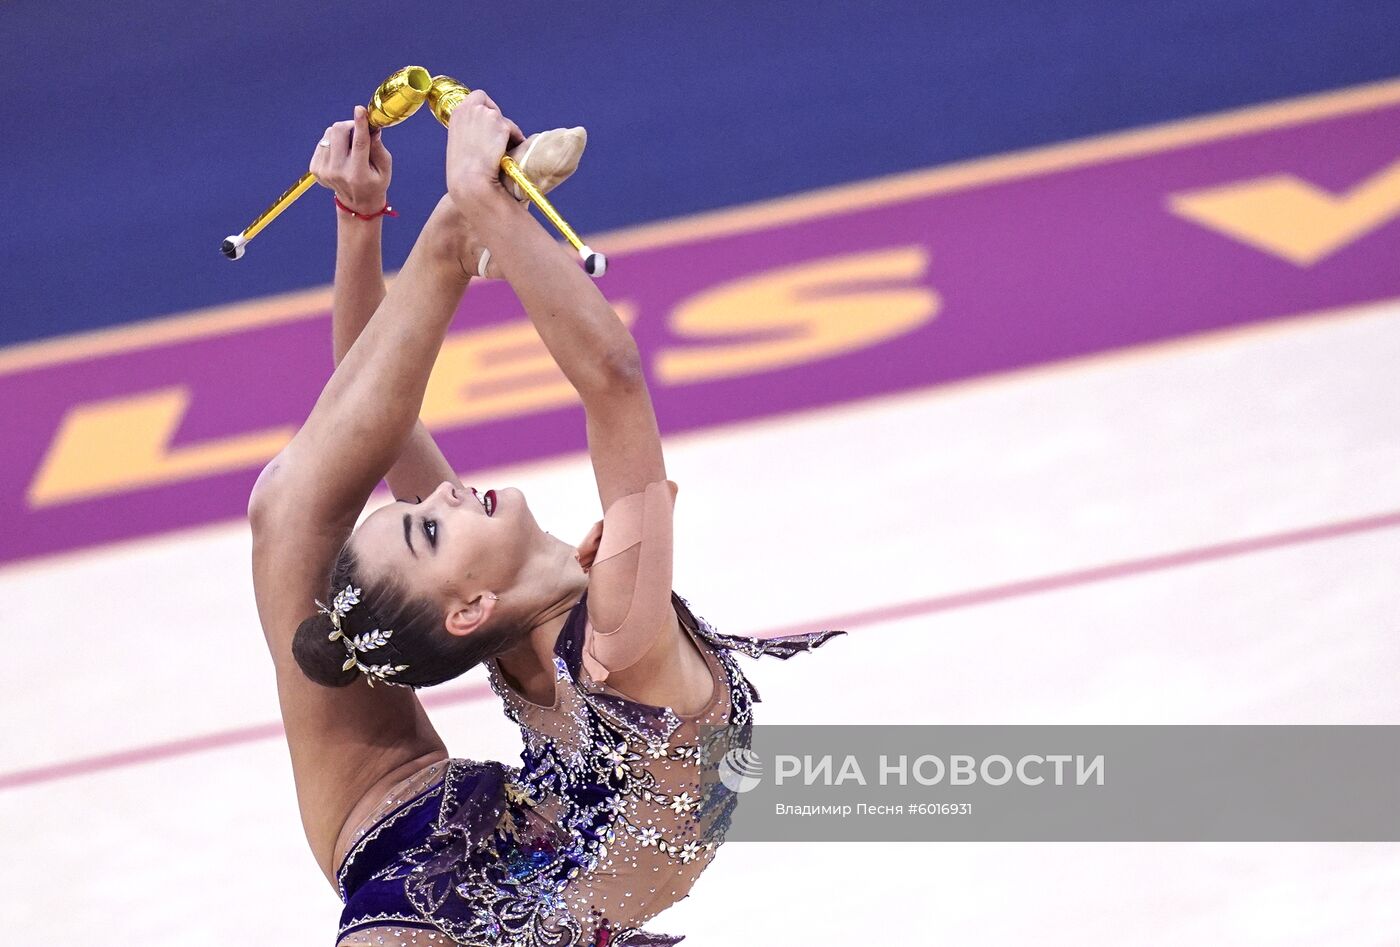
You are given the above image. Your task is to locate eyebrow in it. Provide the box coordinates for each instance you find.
[402,513,417,557]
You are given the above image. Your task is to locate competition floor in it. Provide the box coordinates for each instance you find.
[7,80,1400,942]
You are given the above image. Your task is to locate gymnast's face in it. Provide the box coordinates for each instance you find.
[350,480,539,614]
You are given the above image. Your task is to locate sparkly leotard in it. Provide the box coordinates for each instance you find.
[335,591,842,946]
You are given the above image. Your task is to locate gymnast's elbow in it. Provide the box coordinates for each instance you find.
[246,454,289,529]
[592,341,645,395]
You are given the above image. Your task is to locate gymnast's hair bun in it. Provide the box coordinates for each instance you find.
[293,611,359,688]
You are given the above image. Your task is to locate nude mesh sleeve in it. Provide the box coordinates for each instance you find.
[581,479,679,683]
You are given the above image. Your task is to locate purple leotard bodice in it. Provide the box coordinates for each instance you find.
[334,591,843,946]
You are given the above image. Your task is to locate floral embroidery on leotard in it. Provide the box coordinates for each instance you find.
[336,592,844,946]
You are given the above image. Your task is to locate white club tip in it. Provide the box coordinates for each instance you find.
[580,246,606,277]
[221,233,248,260]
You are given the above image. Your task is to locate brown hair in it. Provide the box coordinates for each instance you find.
[292,541,519,689]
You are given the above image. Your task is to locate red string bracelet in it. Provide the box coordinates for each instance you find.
[334,194,399,220]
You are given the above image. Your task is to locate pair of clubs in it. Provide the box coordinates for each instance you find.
[221,66,606,277]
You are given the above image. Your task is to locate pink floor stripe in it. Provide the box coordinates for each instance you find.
[0,682,494,792]
[757,508,1400,639]
[5,508,1398,793]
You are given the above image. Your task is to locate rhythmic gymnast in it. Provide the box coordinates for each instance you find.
[247,92,842,947]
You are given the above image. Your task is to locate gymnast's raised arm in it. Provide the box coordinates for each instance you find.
[242,100,518,882]
[248,191,470,537]
[446,104,707,709]
[312,105,463,506]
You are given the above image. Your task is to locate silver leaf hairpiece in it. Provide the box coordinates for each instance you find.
[314,584,409,687]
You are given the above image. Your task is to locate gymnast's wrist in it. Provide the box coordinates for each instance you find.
[469,189,529,244]
[333,190,392,221]
[449,176,518,226]
[335,207,383,255]
[335,211,383,243]
[415,197,472,280]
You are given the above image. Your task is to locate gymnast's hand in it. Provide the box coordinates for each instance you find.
[309,105,392,215]
[444,89,524,212]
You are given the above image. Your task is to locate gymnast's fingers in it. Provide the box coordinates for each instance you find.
[309,124,336,183]
[351,106,371,154]
[327,119,353,158]
[465,91,521,144]
[469,88,500,112]
[369,126,392,176]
